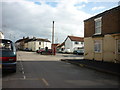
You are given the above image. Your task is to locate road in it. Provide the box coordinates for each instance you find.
[2,51,120,88]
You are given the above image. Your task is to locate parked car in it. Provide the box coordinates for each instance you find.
[62,49,71,54]
[73,49,84,55]
[36,48,45,54]
[24,48,32,51]
[41,49,52,55]
[0,39,17,72]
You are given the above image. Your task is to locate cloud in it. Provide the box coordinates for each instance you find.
[1,0,92,43]
[91,6,105,11]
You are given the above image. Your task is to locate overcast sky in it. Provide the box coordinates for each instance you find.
[0,0,119,43]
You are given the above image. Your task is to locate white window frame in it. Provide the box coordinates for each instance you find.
[117,39,120,54]
[94,40,102,53]
[94,17,102,35]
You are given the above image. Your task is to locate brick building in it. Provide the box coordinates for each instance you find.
[84,6,120,63]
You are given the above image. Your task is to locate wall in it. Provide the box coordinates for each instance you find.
[43,42,51,49]
[84,37,94,60]
[84,34,120,63]
[28,41,51,51]
[64,38,73,52]
[84,6,120,37]
[73,41,84,50]
[24,43,28,49]
[65,37,84,52]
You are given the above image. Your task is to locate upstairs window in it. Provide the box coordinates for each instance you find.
[39,42,41,45]
[94,17,102,35]
[81,42,84,45]
[75,41,79,44]
[94,40,102,53]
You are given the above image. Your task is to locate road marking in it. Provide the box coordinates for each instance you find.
[22,71,25,74]
[18,53,27,80]
[23,76,26,79]
[42,78,49,86]
[3,78,40,81]
[21,68,24,70]
[79,64,84,67]
[66,63,71,64]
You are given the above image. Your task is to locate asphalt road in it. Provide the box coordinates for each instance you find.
[2,51,120,88]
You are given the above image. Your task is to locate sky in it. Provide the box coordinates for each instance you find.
[0,0,119,43]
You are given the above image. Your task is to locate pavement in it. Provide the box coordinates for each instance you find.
[61,59,120,76]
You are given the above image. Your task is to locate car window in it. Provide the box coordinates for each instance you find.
[0,41,12,51]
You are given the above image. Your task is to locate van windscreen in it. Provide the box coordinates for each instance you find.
[0,41,13,51]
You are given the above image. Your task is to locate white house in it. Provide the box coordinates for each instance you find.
[0,31,4,39]
[64,36,84,53]
[15,37,51,51]
[27,38,51,51]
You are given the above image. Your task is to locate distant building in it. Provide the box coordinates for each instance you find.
[57,42,65,52]
[63,36,84,53]
[84,6,120,63]
[15,37,29,50]
[15,37,51,51]
[0,31,4,39]
[27,38,51,51]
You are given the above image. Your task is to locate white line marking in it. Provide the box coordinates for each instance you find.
[22,71,25,74]
[42,78,49,86]
[21,68,24,70]
[18,53,26,80]
[23,76,26,79]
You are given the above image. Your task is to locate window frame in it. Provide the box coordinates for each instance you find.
[94,17,102,35]
[94,40,102,53]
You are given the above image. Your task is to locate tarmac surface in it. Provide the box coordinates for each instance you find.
[2,51,120,89]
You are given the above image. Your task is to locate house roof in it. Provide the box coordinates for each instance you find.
[84,6,120,22]
[57,42,65,48]
[66,36,84,42]
[24,38,51,43]
[15,37,29,43]
[32,38,51,42]
[16,37,51,43]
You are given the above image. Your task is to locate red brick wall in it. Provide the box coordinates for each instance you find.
[84,6,120,37]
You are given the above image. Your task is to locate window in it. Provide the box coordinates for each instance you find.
[0,41,12,51]
[94,40,102,52]
[94,17,102,34]
[75,41,79,44]
[117,40,120,53]
[81,42,83,45]
[39,42,41,45]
